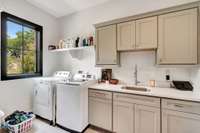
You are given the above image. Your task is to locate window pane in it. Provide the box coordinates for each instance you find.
[23,50,36,73]
[24,27,36,51]
[1,12,43,80]
[7,48,22,75]
[7,21,23,50]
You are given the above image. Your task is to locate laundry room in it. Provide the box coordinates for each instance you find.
[1,0,200,133]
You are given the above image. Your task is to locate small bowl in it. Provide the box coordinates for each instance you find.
[109,79,119,85]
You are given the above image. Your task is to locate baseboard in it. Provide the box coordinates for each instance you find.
[35,115,53,125]
[56,124,89,133]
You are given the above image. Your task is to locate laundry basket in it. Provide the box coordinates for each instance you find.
[7,114,35,133]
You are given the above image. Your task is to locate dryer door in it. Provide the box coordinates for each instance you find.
[33,81,53,120]
[35,82,51,106]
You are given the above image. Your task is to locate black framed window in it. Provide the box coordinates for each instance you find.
[1,12,43,80]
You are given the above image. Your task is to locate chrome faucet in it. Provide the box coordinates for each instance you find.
[134,64,140,86]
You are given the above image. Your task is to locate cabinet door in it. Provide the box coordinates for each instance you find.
[89,97,112,131]
[96,25,117,65]
[136,16,157,49]
[162,109,200,133]
[117,21,135,51]
[113,101,134,133]
[135,105,160,133]
[157,8,197,64]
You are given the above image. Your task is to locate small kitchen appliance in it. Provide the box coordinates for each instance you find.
[172,80,193,91]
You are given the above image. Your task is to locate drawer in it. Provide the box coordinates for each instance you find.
[162,99,200,115]
[89,89,112,100]
[114,93,160,107]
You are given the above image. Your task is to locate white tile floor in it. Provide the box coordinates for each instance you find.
[28,119,69,133]
[27,119,102,133]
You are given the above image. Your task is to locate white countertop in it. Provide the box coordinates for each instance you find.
[89,83,200,102]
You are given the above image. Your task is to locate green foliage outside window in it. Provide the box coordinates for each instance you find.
[7,27,36,75]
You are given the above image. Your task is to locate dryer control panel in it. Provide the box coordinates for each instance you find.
[54,71,71,79]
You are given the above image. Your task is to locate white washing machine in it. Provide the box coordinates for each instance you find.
[33,71,71,125]
[56,72,96,132]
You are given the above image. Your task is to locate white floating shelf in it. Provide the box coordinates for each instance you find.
[49,46,94,52]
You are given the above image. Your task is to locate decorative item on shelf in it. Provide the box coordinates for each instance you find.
[78,36,83,47]
[75,37,80,48]
[88,36,94,46]
[64,38,75,48]
[82,36,94,47]
[58,40,65,49]
[82,38,87,46]
[49,34,94,52]
[48,45,56,50]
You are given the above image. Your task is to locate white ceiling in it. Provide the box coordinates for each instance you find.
[26,0,113,17]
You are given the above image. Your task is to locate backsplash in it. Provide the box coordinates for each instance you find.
[58,48,200,90]
[112,51,192,85]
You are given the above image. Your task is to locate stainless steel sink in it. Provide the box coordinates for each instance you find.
[122,86,150,92]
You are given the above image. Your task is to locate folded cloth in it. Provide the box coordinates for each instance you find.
[0,110,4,118]
[0,110,5,128]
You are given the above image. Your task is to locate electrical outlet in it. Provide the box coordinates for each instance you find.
[166,75,170,81]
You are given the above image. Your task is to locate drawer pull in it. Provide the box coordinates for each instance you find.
[91,92,107,98]
[174,104,184,108]
[115,94,155,102]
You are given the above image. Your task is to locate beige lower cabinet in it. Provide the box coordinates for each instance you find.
[135,105,160,133]
[162,110,200,133]
[88,90,112,131]
[113,101,135,133]
[113,93,160,133]
[113,102,160,133]
[162,99,200,133]
[89,89,200,133]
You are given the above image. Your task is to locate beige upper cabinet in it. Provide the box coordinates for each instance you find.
[136,16,158,49]
[117,16,158,51]
[157,8,198,64]
[96,25,117,65]
[117,21,136,51]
